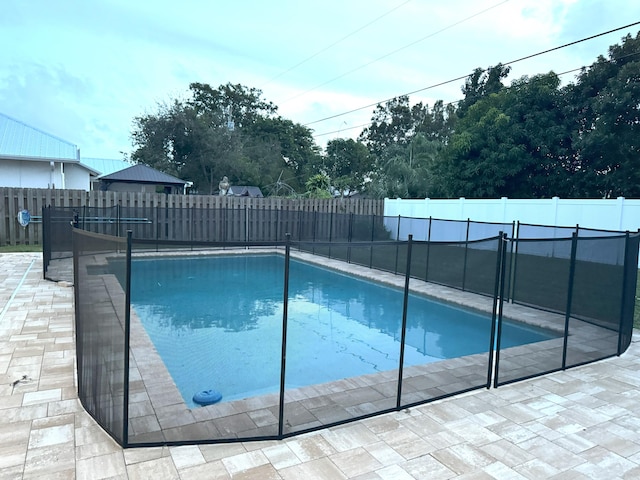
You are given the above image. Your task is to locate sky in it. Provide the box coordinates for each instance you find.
[1,0,639,160]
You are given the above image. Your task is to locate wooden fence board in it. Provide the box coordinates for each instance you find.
[1,187,383,245]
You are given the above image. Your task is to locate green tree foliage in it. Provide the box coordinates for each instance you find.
[304,173,332,198]
[359,97,456,198]
[369,33,639,199]
[566,32,640,197]
[367,134,442,198]
[458,64,511,117]
[131,82,320,194]
[323,138,375,195]
[435,72,574,198]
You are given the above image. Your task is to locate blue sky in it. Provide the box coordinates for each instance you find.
[1,0,639,159]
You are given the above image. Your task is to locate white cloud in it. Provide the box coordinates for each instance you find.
[0,0,638,157]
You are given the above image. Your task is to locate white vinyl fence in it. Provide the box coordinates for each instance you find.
[384,197,640,233]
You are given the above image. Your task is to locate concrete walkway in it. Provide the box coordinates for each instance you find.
[1,252,640,479]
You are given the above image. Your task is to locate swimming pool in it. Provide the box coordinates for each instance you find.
[129,254,559,407]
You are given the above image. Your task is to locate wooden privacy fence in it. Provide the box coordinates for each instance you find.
[1,187,383,246]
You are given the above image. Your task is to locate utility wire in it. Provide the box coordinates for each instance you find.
[279,0,511,105]
[304,20,640,127]
[261,0,412,88]
[312,49,640,139]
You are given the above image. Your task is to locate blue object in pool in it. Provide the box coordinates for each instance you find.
[193,389,222,405]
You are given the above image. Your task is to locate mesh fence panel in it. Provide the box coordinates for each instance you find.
[511,238,573,312]
[620,233,640,352]
[424,242,466,289]
[565,235,627,368]
[400,293,494,405]
[429,219,468,242]
[495,237,571,385]
[463,238,502,296]
[63,208,640,446]
[126,248,284,444]
[74,229,128,445]
[283,251,399,434]
[517,223,576,239]
[468,221,513,241]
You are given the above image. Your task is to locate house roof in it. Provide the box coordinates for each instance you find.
[99,164,188,186]
[0,112,79,162]
[227,186,264,197]
[82,157,133,177]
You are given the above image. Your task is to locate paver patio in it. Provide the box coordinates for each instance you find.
[1,251,640,479]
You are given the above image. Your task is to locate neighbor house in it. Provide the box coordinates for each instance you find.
[81,157,134,190]
[227,185,264,197]
[0,112,97,190]
[98,163,192,194]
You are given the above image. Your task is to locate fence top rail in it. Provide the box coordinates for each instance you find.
[73,227,128,244]
[413,235,503,246]
[517,221,629,235]
[510,232,631,244]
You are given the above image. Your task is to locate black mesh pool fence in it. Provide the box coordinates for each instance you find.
[494,232,640,386]
[73,228,129,445]
[70,228,639,447]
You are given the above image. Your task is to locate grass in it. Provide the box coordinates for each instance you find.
[0,244,42,252]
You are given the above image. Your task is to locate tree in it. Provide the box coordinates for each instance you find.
[367,134,441,198]
[565,33,640,197]
[305,173,331,198]
[323,138,375,195]
[458,64,511,117]
[358,96,423,157]
[131,100,239,194]
[131,83,322,195]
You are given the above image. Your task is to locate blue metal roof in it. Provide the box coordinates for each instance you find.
[0,112,79,161]
[99,164,188,185]
[82,157,133,176]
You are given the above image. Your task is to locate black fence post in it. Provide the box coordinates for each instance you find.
[116,203,121,238]
[347,212,353,264]
[278,234,291,438]
[462,219,470,291]
[42,206,49,279]
[505,220,517,302]
[617,231,631,356]
[424,216,432,282]
[396,234,413,408]
[562,232,579,370]
[122,230,133,447]
[155,205,160,252]
[328,211,334,259]
[190,206,195,250]
[394,216,401,274]
[489,233,506,388]
[369,214,375,269]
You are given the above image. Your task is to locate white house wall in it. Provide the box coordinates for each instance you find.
[0,159,91,189]
[0,159,56,188]
[63,163,91,190]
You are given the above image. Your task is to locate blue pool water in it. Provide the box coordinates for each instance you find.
[129,254,559,407]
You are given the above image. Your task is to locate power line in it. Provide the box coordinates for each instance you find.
[304,20,640,127]
[311,50,640,139]
[261,0,412,88]
[279,0,511,105]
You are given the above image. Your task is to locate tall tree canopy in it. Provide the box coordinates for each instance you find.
[130,33,640,199]
[361,33,640,199]
[131,82,320,194]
